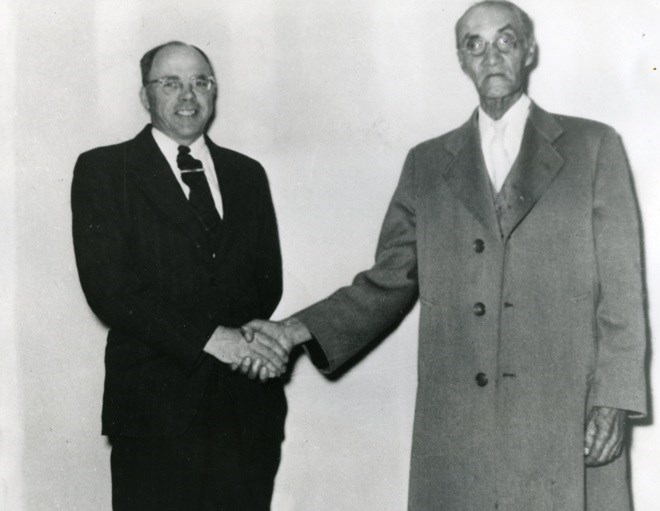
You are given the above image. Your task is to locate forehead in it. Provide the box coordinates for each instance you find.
[458,4,523,40]
[149,45,212,78]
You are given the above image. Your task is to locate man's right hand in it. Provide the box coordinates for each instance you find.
[203,326,289,381]
[237,318,313,378]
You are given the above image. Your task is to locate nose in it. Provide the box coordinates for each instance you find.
[484,43,503,65]
[178,82,195,100]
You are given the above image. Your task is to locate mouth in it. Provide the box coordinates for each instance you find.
[176,109,198,117]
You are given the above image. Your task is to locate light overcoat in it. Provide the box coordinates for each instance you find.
[297,104,647,510]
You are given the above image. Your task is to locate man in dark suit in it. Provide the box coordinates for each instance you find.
[242,1,647,509]
[72,41,289,510]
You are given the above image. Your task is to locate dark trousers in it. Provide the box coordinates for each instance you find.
[110,374,282,511]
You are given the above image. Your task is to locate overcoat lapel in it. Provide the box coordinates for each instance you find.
[127,126,212,250]
[441,111,500,236]
[496,104,565,239]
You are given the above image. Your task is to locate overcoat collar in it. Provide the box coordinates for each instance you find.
[125,125,231,250]
[441,102,565,239]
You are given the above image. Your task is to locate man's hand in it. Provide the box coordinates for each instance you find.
[584,406,627,466]
[237,318,313,377]
[203,326,289,382]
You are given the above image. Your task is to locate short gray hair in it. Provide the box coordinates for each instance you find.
[455,0,535,49]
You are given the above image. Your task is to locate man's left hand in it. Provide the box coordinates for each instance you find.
[584,406,627,466]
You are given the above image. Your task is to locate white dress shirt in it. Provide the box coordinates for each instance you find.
[151,127,224,218]
[478,94,531,193]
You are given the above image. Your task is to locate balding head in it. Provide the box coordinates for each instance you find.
[140,41,214,85]
[456,1,535,50]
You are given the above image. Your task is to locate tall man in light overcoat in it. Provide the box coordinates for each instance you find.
[243,1,648,509]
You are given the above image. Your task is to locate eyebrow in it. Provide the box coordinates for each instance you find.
[150,74,214,81]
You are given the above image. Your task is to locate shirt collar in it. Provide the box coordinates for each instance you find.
[150,127,209,160]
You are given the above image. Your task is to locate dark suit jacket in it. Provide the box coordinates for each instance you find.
[72,125,286,440]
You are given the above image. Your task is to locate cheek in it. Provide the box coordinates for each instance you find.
[464,63,482,82]
[504,55,525,76]
[158,100,178,119]
[201,96,214,111]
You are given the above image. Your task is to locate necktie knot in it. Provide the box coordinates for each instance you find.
[177,145,203,172]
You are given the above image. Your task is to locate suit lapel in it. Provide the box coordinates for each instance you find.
[206,136,232,223]
[442,111,500,236]
[496,104,565,239]
[206,137,237,252]
[127,126,211,250]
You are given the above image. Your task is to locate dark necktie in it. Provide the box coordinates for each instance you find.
[177,145,222,243]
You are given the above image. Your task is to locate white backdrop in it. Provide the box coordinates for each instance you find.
[1,0,659,509]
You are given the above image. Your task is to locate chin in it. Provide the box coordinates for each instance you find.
[174,124,204,137]
[480,85,517,99]
[479,77,517,97]
[484,92,513,100]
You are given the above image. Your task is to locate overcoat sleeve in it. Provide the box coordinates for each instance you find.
[71,152,217,374]
[295,150,420,372]
[589,128,647,417]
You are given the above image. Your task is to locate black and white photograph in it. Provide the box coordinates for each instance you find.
[1,0,659,509]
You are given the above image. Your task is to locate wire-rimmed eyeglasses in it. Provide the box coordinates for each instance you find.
[462,32,520,57]
[144,75,216,96]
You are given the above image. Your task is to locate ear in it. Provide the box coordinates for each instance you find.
[139,87,150,111]
[524,40,536,67]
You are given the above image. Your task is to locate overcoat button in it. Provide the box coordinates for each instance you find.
[473,239,485,253]
[473,302,486,316]
[476,373,489,387]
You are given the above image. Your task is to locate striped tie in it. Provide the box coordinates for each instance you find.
[177,145,222,243]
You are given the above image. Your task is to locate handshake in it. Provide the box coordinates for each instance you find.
[203,318,313,381]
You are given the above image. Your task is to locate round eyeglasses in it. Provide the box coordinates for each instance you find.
[463,33,519,57]
[144,75,216,96]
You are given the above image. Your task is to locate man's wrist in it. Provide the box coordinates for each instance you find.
[282,317,313,346]
[203,330,219,357]
[203,326,233,359]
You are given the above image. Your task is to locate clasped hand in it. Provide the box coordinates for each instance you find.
[202,324,287,381]
[236,318,311,381]
[204,319,309,381]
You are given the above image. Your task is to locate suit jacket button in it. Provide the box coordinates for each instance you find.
[473,302,485,316]
[473,239,485,253]
[476,373,489,387]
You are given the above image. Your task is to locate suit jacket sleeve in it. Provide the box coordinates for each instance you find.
[71,151,217,374]
[254,169,283,320]
[295,150,420,372]
[589,128,647,417]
